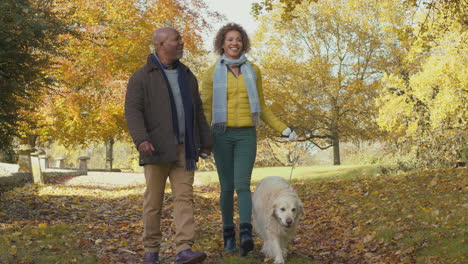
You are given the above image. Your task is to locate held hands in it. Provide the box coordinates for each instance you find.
[281,127,298,142]
[199,149,212,159]
[138,141,213,159]
[138,141,155,154]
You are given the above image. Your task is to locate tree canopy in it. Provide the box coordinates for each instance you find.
[23,0,222,148]
[0,0,71,150]
[2,0,465,168]
[376,0,467,167]
[253,0,408,164]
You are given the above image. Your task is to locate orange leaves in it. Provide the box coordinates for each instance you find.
[0,167,466,263]
[33,0,221,147]
[288,168,467,263]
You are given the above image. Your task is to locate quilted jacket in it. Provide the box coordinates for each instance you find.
[200,62,287,133]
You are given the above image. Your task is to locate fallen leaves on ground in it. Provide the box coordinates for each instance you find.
[0,167,466,263]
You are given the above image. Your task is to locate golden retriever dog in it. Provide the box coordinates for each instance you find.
[252,176,304,264]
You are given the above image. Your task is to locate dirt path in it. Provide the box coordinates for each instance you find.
[59,171,206,187]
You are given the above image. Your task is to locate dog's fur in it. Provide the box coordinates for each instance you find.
[252,176,304,264]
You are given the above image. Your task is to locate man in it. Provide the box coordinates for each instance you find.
[125,27,212,264]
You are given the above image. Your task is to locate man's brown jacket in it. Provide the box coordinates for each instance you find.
[125,55,212,165]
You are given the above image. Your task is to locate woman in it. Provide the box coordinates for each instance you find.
[201,23,297,256]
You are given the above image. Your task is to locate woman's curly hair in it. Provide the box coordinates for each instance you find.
[213,23,251,56]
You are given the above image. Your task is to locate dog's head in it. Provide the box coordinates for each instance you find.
[272,193,304,228]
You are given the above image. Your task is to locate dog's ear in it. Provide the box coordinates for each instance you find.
[272,203,277,217]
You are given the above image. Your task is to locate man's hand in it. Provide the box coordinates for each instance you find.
[199,148,212,159]
[138,141,155,154]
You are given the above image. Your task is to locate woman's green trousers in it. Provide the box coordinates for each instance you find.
[213,127,257,226]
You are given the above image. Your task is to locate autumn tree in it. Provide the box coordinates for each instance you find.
[26,0,221,168]
[376,0,467,167]
[252,0,407,165]
[0,0,71,151]
[252,0,317,20]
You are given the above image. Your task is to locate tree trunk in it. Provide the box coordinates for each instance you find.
[105,137,114,170]
[330,94,341,165]
[332,130,341,165]
[28,135,38,149]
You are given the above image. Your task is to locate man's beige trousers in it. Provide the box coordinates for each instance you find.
[143,145,195,254]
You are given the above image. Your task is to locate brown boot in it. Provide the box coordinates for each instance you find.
[174,249,207,264]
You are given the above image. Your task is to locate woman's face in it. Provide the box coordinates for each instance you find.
[222,30,243,60]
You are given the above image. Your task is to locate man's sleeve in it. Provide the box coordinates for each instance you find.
[125,71,149,149]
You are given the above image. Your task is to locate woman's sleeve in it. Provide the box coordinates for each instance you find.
[256,66,288,134]
[200,66,214,125]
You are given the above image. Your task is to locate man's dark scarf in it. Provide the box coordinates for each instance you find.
[151,53,197,171]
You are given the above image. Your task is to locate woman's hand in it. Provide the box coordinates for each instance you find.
[281,127,298,142]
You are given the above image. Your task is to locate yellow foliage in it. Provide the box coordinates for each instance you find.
[378,23,467,136]
[28,0,221,147]
[253,0,406,164]
[376,0,467,167]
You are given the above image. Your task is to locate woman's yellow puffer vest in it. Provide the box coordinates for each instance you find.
[200,62,287,133]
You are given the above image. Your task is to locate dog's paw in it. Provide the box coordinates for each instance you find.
[281,247,288,258]
[273,257,285,264]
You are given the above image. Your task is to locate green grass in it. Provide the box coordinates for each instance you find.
[206,166,466,264]
[218,251,316,264]
[316,168,467,263]
[416,232,465,262]
[195,164,380,185]
[0,223,99,264]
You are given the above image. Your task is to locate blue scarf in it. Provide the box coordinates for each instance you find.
[212,53,261,135]
[151,53,197,171]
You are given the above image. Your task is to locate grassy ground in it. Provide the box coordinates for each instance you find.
[0,165,466,263]
[196,164,381,185]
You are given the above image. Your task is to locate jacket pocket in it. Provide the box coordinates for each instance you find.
[148,128,162,155]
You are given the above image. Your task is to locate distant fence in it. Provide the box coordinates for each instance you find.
[0,150,91,190]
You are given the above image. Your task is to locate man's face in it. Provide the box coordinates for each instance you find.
[160,30,184,61]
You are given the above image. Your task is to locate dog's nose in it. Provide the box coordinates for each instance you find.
[286,218,293,225]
